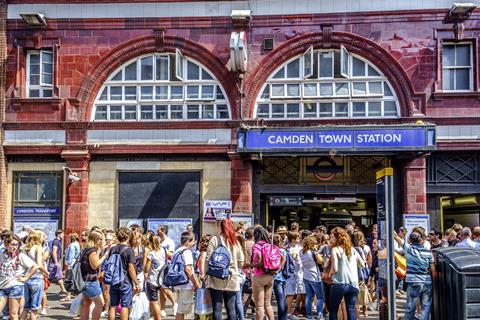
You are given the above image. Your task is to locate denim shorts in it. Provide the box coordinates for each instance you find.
[24,278,44,310]
[84,281,103,299]
[109,282,133,308]
[0,285,24,299]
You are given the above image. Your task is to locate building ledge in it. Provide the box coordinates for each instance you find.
[432,91,480,101]
[10,97,63,111]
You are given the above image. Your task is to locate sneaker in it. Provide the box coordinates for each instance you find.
[287,314,297,320]
[100,311,108,318]
[173,303,178,315]
[293,309,304,317]
[317,316,324,320]
[160,310,167,317]
[40,308,47,315]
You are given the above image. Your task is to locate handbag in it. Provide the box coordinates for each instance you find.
[394,252,406,279]
[321,256,333,285]
[43,275,51,290]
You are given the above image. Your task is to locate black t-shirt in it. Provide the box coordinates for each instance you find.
[80,247,98,281]
[109,244,135,284]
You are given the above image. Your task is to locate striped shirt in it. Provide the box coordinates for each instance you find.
[403,242,433,284]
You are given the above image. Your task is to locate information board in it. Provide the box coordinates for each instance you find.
[13,220,59,242]
[403,214,430,236]
[147,218,192,249]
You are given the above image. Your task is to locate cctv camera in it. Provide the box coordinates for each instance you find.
[68,173,81,182]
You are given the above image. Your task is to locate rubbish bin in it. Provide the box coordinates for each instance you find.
[432,248,478,320]
[449,253,480,319]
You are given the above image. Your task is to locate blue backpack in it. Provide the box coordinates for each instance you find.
[103,246,129,286]
[163,249,189,287]
[282,250,295,279]
[206,236,231,279]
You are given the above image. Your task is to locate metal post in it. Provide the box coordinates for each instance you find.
[376,168,396,320]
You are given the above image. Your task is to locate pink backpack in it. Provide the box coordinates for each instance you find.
[261,242,283,273]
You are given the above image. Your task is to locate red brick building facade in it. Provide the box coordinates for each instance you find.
[3,1,480,237]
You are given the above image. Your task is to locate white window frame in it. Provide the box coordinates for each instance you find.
[93,53,231,121]
[26,50,54,98]
[175,49,185,81]
[303,46,314,79]
[442,42,473,92]
[340,45,350,78]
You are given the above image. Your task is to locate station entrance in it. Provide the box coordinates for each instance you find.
[265,194,376,230]
[254,156,393,229]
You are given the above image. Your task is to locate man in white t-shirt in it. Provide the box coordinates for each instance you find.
[158,225,175,257]
[173,231,200,320]
[157,225,177,316]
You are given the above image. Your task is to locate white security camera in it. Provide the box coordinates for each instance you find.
[63,166,81,183]
[68,173,81,182]
[450,3,477,15]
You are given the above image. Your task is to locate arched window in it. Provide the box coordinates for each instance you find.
[92,53,230,121]
[254,47,400,119]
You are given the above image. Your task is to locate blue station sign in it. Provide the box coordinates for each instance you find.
[13,207,61,218]
[238,125,435,153]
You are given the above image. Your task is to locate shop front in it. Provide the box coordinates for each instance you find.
[238,125,436,229]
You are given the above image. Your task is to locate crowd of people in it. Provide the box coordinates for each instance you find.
[0,220,478,320]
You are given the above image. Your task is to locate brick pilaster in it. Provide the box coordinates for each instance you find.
[61,149,90,236]
[231,156,253,213]
[403,157,427,214]
[0,0,7,229]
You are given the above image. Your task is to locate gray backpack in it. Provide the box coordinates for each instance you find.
[65,249,86,294]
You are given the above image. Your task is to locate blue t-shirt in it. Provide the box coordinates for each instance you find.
[403,242,433,284]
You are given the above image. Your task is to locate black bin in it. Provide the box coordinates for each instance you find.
[432,248,480,320]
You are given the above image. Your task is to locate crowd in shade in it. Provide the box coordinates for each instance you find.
[0,220,476,320]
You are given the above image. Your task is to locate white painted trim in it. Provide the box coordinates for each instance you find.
[4,130,65,145]
[87,128,232,144]
[7,0,468,19]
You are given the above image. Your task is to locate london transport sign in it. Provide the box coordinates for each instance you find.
[237,125,435,153]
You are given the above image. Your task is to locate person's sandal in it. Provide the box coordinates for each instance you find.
[60,297,71,302]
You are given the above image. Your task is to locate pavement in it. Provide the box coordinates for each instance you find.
[40,286,406,319]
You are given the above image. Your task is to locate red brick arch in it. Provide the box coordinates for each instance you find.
[77,35,239,121]
[244,32,427,118]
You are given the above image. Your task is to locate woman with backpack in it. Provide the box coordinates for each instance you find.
[79,230,109,320]
[300,234,324,320]
[130,230,146,290]
[144,234,167,320]
[205,219,244,320]
[328,227,365,320]
[250,226,279,320]
[20,230,49,320]
[0,234,38,320]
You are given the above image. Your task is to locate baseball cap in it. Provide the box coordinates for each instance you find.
[277,226,287,234]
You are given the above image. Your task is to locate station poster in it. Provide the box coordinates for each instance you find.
[230,213,254,227]
[119,219,144,229]
[13,220,58,242]
[203,200,232,222]
[147,218,192,249]
[403,214,430,236]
